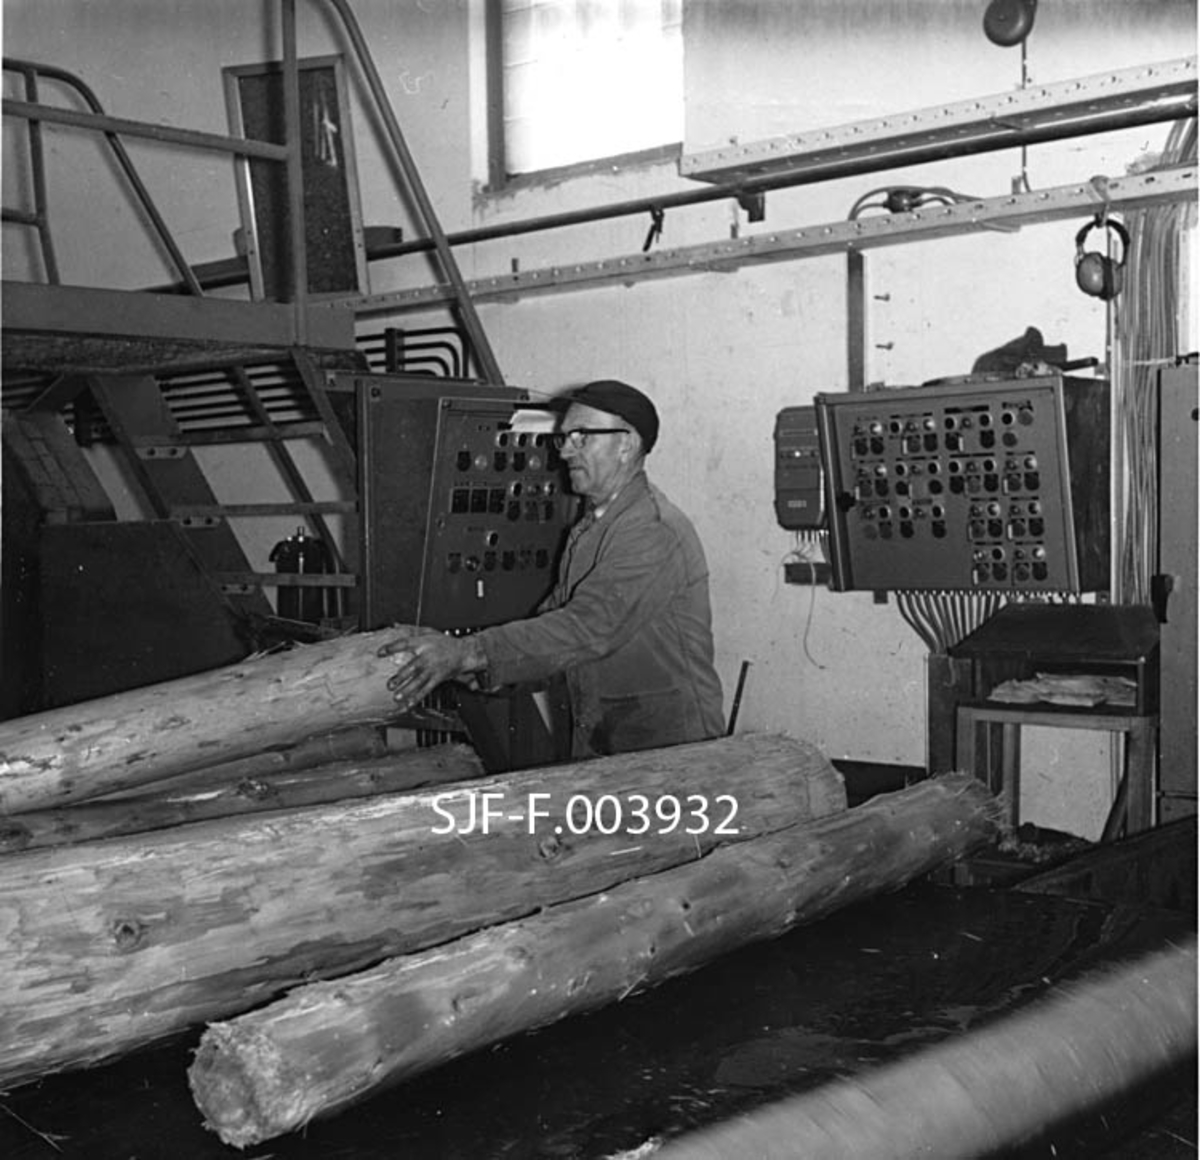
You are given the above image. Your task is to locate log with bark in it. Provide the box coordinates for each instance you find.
[0,731,844,1088]
[0,628,413,813]
[654,935,1198,1160]
[187,774,999,1149]
[0,744,483,853]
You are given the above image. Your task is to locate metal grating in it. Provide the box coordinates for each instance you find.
[0,325,469,441]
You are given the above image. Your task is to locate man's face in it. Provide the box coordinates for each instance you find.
[558,402,632,503]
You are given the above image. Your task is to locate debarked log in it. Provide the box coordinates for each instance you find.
[0,744,484,854]
[0,628,411,813]
[654,936,1198,1160]
[188,774,999,1149]
[90,722,391,801]
[0,732,844,1088]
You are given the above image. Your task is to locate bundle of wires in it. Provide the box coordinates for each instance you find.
[1111,118,1197,604]
[897,590,1009,654]
[896,589,1085,653]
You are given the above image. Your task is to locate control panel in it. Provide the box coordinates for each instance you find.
[815,376,1110,593]
[351,374,576,631]
[418,398,574,629]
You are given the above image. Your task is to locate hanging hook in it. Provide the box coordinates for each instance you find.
[642,206,665,252]
[1088,175,1113,227]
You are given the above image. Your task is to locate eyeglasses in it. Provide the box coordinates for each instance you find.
[552,427,630,450]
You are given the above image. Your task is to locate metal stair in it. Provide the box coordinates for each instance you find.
[1,7,506,708]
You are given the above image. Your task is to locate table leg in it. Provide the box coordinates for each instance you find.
[1001,722,1020,830]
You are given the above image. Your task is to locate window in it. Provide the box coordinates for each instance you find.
[489,0,683,182]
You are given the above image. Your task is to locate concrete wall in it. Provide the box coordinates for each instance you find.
[3,0,1194,837]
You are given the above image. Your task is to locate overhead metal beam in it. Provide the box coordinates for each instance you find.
[350,56,1197,266]
[141,57,1196,300]
[680,57,1197,185]
[351,164,1197,312]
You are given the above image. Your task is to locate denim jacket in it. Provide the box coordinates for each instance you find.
[478,471,725,757]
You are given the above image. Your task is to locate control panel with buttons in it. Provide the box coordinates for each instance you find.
[418,397,576,629]
[814,375,1110,593]
[351,374,577,632]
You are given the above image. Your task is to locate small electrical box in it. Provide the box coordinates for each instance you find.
[774,406,825,530]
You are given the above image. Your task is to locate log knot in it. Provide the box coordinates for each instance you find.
[536,831,565,860]
[0,820,32,851]
[236,778,276,802]
[111,916,148,952]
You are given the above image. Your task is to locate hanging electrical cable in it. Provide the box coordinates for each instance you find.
[897,591,937,653]
[1111,118,1197,604]
[847,185,988,221]
[895,588,1012,655]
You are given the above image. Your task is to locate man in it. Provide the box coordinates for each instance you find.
[380,379,725,758]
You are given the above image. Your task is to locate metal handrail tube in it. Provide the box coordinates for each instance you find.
[324,0,505,384]
[6,59,60,281]
[3,56,287,294]
[2,98,289,161]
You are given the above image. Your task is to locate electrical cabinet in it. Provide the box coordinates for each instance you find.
[1157,360,1198,822]
[351,373,576,632]
[815,375,1110,593]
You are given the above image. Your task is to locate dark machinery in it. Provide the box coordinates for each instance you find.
[342,371,578,771]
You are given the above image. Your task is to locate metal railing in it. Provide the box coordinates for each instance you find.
[2,0,504,381]
[1,56,283,298]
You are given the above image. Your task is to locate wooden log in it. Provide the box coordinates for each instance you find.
[653,936,1198,1160]
[89,722,391,801]
[0,628,410,813]
[187,774,998,1148]
[0,744,484,853]
[0,732,843,1088]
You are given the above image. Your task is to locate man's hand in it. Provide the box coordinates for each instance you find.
[378,630,484,710]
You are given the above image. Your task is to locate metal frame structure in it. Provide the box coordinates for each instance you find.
[2,48,364,617]
[2,2,502,379]
[345,57,1196,301]
[342,52,1195,404]
[1,0,509,640]
[350,163,1196,312]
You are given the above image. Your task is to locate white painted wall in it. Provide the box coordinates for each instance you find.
[3,0,1194,838]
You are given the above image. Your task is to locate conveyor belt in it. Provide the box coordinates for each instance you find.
[2,883,1192,1159]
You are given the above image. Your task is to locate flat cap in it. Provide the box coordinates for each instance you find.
[566,379,659,453]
